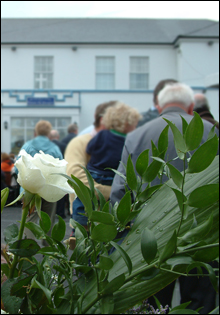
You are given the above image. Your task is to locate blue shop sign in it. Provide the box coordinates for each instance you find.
[27,97,55,107]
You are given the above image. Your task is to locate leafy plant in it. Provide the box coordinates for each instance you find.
[1,114,219,314]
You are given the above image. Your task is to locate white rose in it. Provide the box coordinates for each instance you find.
[15,150,75,202]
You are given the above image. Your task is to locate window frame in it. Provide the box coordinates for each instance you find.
[129,56,149,90]
[95,56,115,90]
[34,56,54,89]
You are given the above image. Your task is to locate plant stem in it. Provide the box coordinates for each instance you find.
[176,154,186,242]
[159,267,213,277]
[8,205,29,278]
[176,243,219,255]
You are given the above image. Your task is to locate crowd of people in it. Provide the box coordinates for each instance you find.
[1,79,219,313]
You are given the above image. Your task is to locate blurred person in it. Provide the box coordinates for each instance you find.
[65,101,118,231]
[49,129,65,157]
[61,123,78,148]
[15,120,63,246]
[1,152,14,187]
[49,129,68,218]
[137,78,178,127]
[194,93,219,129]
[86,103,141,186]
[110,83,219,313]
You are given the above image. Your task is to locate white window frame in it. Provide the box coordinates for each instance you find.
[96,56,115,90]
[34,56,54,89]
[129,57,149,90]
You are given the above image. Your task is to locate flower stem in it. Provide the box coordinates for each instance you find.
[8,205,29,278]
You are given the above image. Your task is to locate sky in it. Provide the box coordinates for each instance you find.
[1,1,219,21]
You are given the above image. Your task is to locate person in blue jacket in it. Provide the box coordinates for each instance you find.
[15,120,63,245]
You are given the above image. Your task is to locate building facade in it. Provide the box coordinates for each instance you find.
[1,18,219,154]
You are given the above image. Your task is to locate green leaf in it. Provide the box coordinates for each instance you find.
[190,213,198,230]
[39,211,51,234]
[158,125,169,157]
[163,118,187,160]
[11,274,34,297]
[181,213,213,244]
[192,245,219,263]
[51,215,66,242]
[159,230,177,264]
[116,191,131,225]
[5,190,24,208]
[95,188,107,211]
[126,155,138,191]
[135,149,149,177]
[9,239,40,257]
[167,163,184,189]
[90,211,115,225]
[100,295,114,314]
[91,224,117,242]
[171,301,192,312]
[142,158,163,183]
[35,194,42,219]
[70,218,88,239]
[166,255,195,270]
[101,273,125,295]
[171,188,188,220]
[151,140,159,157]
[30,278,52,303]
[137,185,163,203]
[187,262,218,292]
[185,112,204,150]
[102,200,110,213]
[187,135,219,173]
[1,279,23,314]
[187,184,219,208]
[61,173,93,218]
[95,255,114,270]
[110,241,132,275]
[1,187,9,212]
[181,116,189,137]
[23,190,35,208]
[24,222,45,239]
[3,223,19,244]
[111,168,127,181]
[209,306,219,314]
[207,124,218,141]
[169,309,199,314]
[141,227,158,264]
[80,165,95,198]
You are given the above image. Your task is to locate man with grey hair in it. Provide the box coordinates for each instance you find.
[194,93,219,129]
[110,83,219,313]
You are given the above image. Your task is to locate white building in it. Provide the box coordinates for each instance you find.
[1,18,219,154]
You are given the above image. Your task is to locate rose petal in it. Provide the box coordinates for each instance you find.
[37,183,74,202]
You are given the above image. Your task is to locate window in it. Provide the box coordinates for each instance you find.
[130,57,149,90]
[96,57,115,89]
[10,117,71,155]
[34,56,53,89]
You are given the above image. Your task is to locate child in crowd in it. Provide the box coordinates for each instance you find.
[86,102,141,186]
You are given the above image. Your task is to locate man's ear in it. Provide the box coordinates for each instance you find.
[188,103,194,115]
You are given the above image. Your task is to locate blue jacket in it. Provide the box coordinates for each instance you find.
[21,136,63,159]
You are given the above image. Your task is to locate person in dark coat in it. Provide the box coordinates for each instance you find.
[194,93,219,129]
